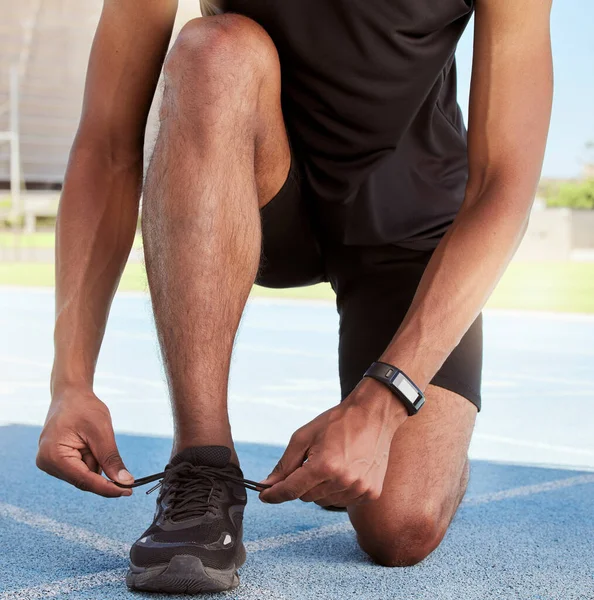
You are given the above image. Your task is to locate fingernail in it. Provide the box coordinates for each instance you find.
[118,469,134,484]
[121,490,133,497]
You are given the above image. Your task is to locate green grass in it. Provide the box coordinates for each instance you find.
[0,263,148,291]
[0,261,593,313]
[0,232,143,249]
[487,262,594,313]
[0,232,57,249]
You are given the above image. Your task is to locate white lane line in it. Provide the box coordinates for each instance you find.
[0,502,288,599]
[97,373,165,389]
[483,308,594,322]
[248,296,335,309]
[484,390,594,399]
[0,571,285,600]
[462,473,594,506]
[245,521,351,553]
[230,394,332,413]
[501,373,594,388]
[242,473,594,550]
[4,474,592,556]
[0,502,129,558]
[1,472,593,599]
[474,433,594,456]
[262,379,338,392]
[0,355,166,389]
[0,569,125,600]
[237,343,334,360]
[112,332,335,354]
[488,344,594,358]
[0,356,48,369]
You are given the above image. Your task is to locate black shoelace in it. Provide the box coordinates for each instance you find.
[114,462,270,520]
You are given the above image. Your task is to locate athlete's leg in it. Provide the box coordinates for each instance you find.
[142,14,290,459]
[349,386,476,566]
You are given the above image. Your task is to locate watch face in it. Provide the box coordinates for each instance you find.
[394,373,419,403]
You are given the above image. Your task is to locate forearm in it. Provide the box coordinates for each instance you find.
[52,143,142,393]
[381,182,532,389]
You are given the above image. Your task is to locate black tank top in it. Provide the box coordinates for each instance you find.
[222,0,474,249]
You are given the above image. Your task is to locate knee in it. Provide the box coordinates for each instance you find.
[356,508,447,567]
[164,14,279,99]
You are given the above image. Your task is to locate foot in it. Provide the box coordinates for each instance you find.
[127,446,248,594]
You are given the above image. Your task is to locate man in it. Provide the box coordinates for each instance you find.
[36,0,553,594]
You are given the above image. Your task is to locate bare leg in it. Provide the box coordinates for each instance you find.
[349,385,476,566]
[142,15,290,459]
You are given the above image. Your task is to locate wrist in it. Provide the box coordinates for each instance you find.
[51,346,96,392]
[346,377,408,430]
[50,368,94,399]
[380,339,442,392]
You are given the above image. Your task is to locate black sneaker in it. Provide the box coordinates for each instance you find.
[123,446,263,594]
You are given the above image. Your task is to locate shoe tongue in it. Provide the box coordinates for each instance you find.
[170,445,231,468]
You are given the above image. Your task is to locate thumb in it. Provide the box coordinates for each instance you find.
[90,435,134,485]
[261,431,309,487]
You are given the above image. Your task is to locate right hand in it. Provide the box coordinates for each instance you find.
[36,385,134,498]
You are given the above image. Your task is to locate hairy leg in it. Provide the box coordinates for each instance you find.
[348,385,476,567]
[142,15,290,459]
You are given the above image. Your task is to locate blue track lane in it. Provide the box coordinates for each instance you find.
[0,288,593,599]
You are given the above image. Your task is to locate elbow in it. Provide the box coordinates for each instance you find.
[464,166,539,222]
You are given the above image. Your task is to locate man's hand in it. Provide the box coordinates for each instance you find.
[36,386,134,498]
[259,379,407,506]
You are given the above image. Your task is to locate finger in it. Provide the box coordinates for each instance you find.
[81,450,101,475]
[88,435,133,485]
[300,479,345,503]
[260,462,324,504]
[43,455,132,498]
[316,490,363,508]
[306,476,369,506]
[259,431,309,488]
[315,483,380,508]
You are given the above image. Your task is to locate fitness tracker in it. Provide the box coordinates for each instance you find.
[363,361,425,416]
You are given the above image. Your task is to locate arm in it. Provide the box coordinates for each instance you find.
[37,0,178,497]
[260,0,553,505]
[381,0,553,386]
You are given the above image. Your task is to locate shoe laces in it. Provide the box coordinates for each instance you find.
[114,462,269,521]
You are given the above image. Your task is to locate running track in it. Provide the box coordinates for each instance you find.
[0,288,592,599]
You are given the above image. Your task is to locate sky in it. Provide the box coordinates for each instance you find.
[454,1,594,179]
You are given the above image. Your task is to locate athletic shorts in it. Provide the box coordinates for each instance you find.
[256,155,483,411]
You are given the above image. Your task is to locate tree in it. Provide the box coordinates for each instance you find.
[547,178,594,209]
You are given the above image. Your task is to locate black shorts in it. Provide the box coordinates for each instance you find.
[257,156,482,410]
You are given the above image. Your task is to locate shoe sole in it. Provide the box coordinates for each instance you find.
[126,544,246,594]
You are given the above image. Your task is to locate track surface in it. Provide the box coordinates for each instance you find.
[0,288,593,599]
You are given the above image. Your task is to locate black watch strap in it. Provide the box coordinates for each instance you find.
[363,361,426,416]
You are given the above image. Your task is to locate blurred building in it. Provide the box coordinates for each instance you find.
[0,0,200,188]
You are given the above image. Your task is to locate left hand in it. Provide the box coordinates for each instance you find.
[258,378,408,507]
